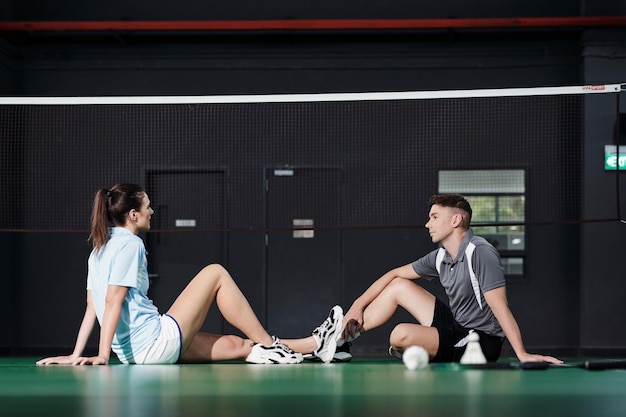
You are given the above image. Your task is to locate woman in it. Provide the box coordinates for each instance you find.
[37,183,342,365]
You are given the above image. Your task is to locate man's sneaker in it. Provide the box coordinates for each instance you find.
[333,342,353,362]
[303,342,353,363]
[389,346,402,360]
[312,305,344,363]
[246,336,303,364]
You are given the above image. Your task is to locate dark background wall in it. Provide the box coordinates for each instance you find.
[0,0,587,20]
[1,1,626,357]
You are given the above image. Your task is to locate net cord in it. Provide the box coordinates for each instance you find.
[0,84,622,106]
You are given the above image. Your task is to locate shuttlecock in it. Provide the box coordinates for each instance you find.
[460,332,487,365]
[402,345,429,370]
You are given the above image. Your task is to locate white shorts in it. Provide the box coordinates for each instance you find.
[133,314,183,364]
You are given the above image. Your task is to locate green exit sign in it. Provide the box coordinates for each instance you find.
[605,145,626,170]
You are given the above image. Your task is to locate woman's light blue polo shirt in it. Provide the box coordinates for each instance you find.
[87,227,161,363]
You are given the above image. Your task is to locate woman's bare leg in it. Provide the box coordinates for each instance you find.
[178,333,253,363]
[166,264,273,359]
[280,336,318,354]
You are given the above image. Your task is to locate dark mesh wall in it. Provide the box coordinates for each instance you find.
[0,89,621,232]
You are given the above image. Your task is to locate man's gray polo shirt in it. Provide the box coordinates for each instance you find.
[412,229,505,337]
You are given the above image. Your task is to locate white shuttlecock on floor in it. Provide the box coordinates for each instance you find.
[402,345,429,370]
[460,331,487,365]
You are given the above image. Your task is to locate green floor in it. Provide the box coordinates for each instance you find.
[2,357,626,417]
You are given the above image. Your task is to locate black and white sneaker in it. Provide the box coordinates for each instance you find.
[303,341,353,363]
[312,305,344,363]
[388,346,402,360]
[333,342,353,362]
[246,336,303,364]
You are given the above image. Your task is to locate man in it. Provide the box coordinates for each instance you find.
[339,194,562,364]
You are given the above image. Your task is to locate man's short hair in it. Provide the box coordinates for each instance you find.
[428,194,472,228]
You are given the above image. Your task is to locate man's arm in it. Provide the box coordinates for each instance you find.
[484,286,562,364]
[342,263,419,339]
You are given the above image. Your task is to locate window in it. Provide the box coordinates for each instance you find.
[438,170,525,277]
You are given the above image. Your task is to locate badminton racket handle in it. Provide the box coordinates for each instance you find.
[584,360,626,370]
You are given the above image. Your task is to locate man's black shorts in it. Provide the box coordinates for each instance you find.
[431,298,504,362]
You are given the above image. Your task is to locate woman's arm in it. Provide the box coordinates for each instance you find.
[74,285,129,365]
[36,291,98,365]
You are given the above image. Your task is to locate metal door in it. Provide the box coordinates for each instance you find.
[265,167,342,337]
[144,169,226,334]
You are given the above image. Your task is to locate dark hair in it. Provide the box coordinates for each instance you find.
[428,194,472,228]
[89,183,146,251]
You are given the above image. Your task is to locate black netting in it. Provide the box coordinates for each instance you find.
[0,89,621,231]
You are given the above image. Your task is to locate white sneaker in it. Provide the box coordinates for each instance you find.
[302,342,352,363]
[388,345,402,360]
[312,305,344,363]
[333,342,353,362]
[246,336,303,364]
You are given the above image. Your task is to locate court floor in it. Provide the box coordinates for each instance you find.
[2,356,626,417]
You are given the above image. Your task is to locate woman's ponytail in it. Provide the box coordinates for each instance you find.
[89,188,110,252]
